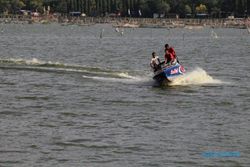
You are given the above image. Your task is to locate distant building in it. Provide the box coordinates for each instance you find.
[69,12,81,17]
[195,13,209,18]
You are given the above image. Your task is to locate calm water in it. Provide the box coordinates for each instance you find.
[0,23,250,167]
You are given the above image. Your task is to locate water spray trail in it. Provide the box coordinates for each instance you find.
[169,68,222,86]
[0,58,149,82]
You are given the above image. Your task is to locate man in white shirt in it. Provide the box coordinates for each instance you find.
[150,52,161,72]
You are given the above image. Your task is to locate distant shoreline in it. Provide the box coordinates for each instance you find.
[0,14,249,29]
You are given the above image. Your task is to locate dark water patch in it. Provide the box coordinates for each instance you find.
[0,160,23,164]
[31,83,53,88]
[0,111,27,116]
[139,162,160,167]
[112,150,133,154]
[79,124,99,129]
[0,82,16,86]
[36,156,55,163]
[59,121,77,127]
[68,138,94,143]
[124,146,148,152]
[174,160,200,165]
[237,93,250,97]
[23,105,44,110]
[56,159,70,163]
[40,151,51,155]
[108,100,139,105]
[29,144,39,149]
[53,142,86,147]
[87,159,119,164]
[37,123,57,128]
[15,96,50,101]
[79,112,99,117]
[60,112,79,118]
[50,148,65,152]
[0,150,28,154]
[141,124,160,131]
[53,141,119,150]
[207,160,243,167]
[213,101,234,106]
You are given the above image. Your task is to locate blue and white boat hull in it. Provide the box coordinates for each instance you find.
[153,63,185,84]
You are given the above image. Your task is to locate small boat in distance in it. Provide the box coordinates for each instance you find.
[152,63,185,84]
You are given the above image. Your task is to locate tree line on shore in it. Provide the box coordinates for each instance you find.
[0,0,249,18]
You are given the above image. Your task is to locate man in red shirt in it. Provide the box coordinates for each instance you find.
[164,44,178,65]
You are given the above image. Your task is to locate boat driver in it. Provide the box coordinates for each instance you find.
[164,44,178,65]
[150,52,161,72]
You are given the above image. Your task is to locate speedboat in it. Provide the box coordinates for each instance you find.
[153,63,185,84]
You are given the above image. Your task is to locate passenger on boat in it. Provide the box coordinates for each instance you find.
[150,52,161,72]
[164,44,178,65]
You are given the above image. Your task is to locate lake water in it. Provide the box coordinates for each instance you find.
[0,23,250,167]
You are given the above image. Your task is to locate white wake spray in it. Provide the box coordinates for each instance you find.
[1,58,61,66]
[82,72,150,84]
[169,68,222,86]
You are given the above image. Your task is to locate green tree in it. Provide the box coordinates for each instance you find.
[0,0,25,13]
[24,0,43,12]
[159,1,170,14]
[0,0,247,18]
[137,0,150,16]
[11,0,25,13]
[56,0,67,13]
[204,0,219,13]
[148,0,170,14]
[0,0,9,13]
[196,4,207,13]
[185,4,192,14]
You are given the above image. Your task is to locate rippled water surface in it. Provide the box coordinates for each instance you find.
[0,23,250,167]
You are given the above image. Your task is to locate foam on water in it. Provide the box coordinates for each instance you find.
[169,68,222,86]
[25,58,43,65]
[0,58,62,66]
[0,58,149,82]
[82,75,131,83]
[82,73,150,84]
[1,58,221,86]
[116,72,139,79]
